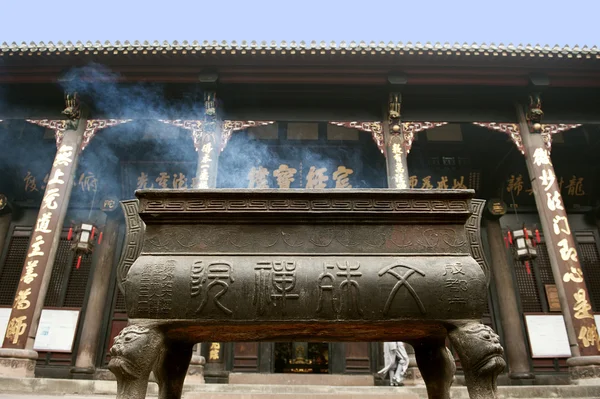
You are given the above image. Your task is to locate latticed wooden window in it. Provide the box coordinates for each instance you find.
[534,243,556,287]
[0,228,94,309]
[44,239,75,307]
[576,232,600,312]
[63,252,93,307]
[0,235,29,306]
[513,255,543,313]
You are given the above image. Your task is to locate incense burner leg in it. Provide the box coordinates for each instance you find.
[413,339,455,399]
[448,322,506,399]
[108,325,165,399]
[154,340,194,399]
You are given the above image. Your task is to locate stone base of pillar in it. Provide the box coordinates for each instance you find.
[567,356,600,385]
[509,371,535,381]
[0,349,37,378]
[70,366,95,380]
[185,355,206,384]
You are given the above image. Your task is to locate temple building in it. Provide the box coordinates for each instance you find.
[1,40,600,385]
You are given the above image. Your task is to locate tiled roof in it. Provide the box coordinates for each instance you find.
[1,40,598,59]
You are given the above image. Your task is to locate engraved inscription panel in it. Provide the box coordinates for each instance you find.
[125,255,486,321]
[136,260,175,318]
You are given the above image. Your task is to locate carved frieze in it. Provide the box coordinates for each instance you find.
[143,224,469,254]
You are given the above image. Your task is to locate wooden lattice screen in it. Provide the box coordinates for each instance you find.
[0,235,29,305]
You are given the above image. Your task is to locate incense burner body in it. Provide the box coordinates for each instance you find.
[110,189,505,399]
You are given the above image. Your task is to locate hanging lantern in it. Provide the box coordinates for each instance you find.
[511,227,537,261]
[68,222,102,269]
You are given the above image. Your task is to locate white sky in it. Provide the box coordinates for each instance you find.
[1,0,599,46]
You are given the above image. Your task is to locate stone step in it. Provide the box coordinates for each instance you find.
[1,378,600,398]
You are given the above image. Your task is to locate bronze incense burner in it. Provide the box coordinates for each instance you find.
[110,189,505,399]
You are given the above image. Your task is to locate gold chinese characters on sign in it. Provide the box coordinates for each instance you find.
[23,170,98,194]
[391,143,407,189]
[197,143,213,189]
[544,284,561,312]
[5,143,75,348]
[209,342,221,360]
[529,146,598,355]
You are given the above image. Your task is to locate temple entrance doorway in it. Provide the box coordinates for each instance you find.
[274,342,329,374]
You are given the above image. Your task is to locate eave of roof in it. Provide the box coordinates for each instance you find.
[1,40,599,59]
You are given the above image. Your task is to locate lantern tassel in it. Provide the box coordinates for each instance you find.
[504,236,508,248]
[98,232,103,245]
[525,261,531,275]
[524,228,529,240]
[67,227,73,241]
[507,231,513,245]
[535,229,541,243]
[76,255,82,270]
[91,227,96,240]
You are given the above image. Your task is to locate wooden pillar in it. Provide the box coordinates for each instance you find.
[194,90,221,189]
[197,89,228,382]
[71,213,120,378]
[383,93,409,189]
[517,96,600,383]
[258,342,274,373]
[0,94,87,377]
[485,217,534,379]
[382,93,422,384]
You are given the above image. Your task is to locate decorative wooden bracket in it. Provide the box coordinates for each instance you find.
[472,122,524,154]
[402,122,448,153]
[329,121,447,154]
[540,123,582,150]
[159,120,204,151]
[329,121,384,152]
[473,122,581,154]
[81,120,132,150]
[221,121,275,151]
[26,119,131,150]
[26,119,68,148]
[160,120,275,152]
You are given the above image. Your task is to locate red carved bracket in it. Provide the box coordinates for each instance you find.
[160,120,275,151]
[27,119,131,149]
[82,119,132,150]
[159,120,204,150]
[222,121,275,151]
[329,121,447,154]
[473,122,581,154]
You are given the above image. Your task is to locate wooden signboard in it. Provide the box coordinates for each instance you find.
[32,309,80,353]
[0,308,11,346]
[545,284,562,312]
[524,314,571,358]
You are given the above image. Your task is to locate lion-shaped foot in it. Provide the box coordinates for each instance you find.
[449,322,506,399]
[108,325,165,399]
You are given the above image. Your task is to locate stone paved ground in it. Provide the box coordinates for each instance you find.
[0,395,593,399]
[0,396,112,399]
